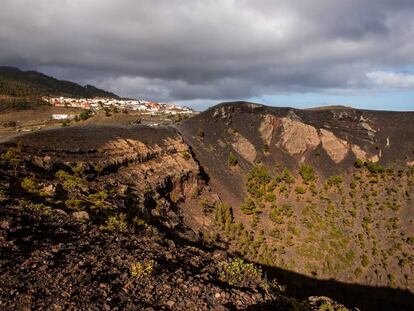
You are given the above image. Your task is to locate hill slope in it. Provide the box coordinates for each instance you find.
[178,102,414,294]
[0,66,118,98]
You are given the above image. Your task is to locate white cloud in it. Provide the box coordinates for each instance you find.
[367,71,414,88]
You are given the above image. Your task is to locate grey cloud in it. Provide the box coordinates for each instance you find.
[0,0,413,103]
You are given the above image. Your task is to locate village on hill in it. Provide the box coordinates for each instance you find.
[43,96,194,120]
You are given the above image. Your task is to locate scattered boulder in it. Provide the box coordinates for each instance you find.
[41,184,55,197]
[72,211,90,222]
[368,154,380,163]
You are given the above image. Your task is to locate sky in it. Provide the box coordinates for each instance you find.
[0,0,414,111]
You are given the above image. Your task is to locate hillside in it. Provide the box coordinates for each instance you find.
[1,103,413,310]
[0,124,346,311]
[0,66,118,98]
[178,102,414,291]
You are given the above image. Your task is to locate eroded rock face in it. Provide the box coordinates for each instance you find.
[259,114,278,146]
[351,144,367,161]
[319,129,349,163]
[279,118,320,155]
[359,115,376,140]
[369,154,380,163]
[231,133,257,163]
[6,125,211,234]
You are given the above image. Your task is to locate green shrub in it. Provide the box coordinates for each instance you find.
[241,196,257,215]
[269,227,281,238]
[21,201,52,217]
[181,151,191,161]
[270,204,293,223]
[215,203,234,231]
[199,198,215,214]
[79,109,93,120]
[101,213,127,231]
[363,216,372,224]
[309,183,318,196]
[361,255,369,267]
[218,258,263,287]
[264,193,276,202]
[295,186,306,195]
[88,191,109,209]
[282,168,295,184]
[325,175,343,188]
[197,127,205,138]
[55,170,87,191]
[319,302,335,311]
[350,179,357,190]
[246,164,271,198]
[2,120,17,128]
[354,267,363,278]
[228,152,238,166]
[367,162,384,174]
[61,120,70,127]
[354,159,365,168]
[1,147,22,176]
[21,177,40,194]
[65,199,85,211]
[132,217,158,235]
[299,164,316,184]
[269,209,284,224]
[130,259,155,278]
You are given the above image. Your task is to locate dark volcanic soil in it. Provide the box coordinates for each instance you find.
[0,206,299,311]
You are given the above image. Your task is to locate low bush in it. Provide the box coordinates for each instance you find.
[218,258,263,288]
[299,164,316,184]
[101,213,128,231]
[130,259,155,278]
[181,151,191,161]
[246,164,271,198]
[65,199,85,211]
[228,152,238,166]
[21,177,40,194]
[367,162,385,174]
[295,186,306,195]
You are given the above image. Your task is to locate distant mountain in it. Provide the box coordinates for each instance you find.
[0,66,119,98]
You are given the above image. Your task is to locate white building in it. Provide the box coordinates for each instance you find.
[52,114,73,120]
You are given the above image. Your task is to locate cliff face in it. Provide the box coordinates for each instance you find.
[0,125,215,239]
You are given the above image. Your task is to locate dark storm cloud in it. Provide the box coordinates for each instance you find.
[1,0,414,102]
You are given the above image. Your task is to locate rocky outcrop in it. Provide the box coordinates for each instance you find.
[351,144,367,161]
[259,114,278,146]
[279,118,320,155]
[231,133,257,163]
[359,116,377,140]
[319,129,349,163]
[2,125,214,237]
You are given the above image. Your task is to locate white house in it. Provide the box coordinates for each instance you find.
[52,114,73,120]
